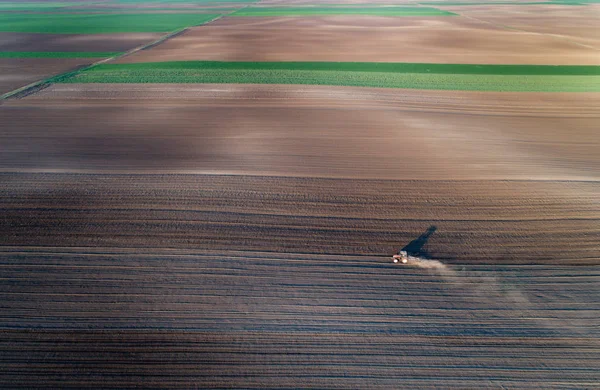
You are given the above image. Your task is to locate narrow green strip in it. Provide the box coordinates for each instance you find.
[85,61,600,76]
[56,61,600,92]
[0,51,122,58]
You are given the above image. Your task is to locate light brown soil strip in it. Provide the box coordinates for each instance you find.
[114,16,600,65]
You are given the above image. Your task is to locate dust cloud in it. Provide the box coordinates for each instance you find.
[399,255,590,337]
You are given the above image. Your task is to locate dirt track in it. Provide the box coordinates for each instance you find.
[116,15,600,64]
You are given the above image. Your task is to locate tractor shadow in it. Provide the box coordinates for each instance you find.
[401,225,437,258]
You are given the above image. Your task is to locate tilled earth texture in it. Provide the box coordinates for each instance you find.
[1,1,599,388]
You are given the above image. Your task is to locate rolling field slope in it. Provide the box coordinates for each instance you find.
[115,16,600,65]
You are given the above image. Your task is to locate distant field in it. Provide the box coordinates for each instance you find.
[57,61,600,92]
[0,51,121,58]
[0,13,221,34]
[108,0,257,3]
[0,2,77,11]
[232,6,455,16]
[43,8,239,13]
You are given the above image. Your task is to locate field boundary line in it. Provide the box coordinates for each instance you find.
[0,28,190,101]
[0,9,241,101]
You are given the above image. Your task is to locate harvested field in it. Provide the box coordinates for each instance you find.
[0,32,163,52]
[0,245,598,388]
[115,16,600,64]
[0,58,87,94]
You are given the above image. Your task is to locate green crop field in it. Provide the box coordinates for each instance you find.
[0,13,221,34]
[232,6,455,16]
[0,51,122,58]
[58,61,600,76]
[55,61,600,92]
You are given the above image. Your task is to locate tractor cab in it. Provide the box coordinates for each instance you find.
[392,250,409,264]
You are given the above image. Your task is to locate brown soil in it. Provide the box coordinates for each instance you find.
[440,4,600,49]
[116,15,600,64]
[8,84,600,181]
[1,173,599,263]
[0,32,162,94]
[1,245,598,388]
[2,4,599,387]
[0,58,89,94]
[0,32,163,52]
[3,84,599,265]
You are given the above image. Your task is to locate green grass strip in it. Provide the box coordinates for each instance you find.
[232,6,454,16]
[56,61,600,92]
[0,13,221,34]
[0,51,121,58]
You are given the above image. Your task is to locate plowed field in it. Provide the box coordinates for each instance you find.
[2,2,599,388]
